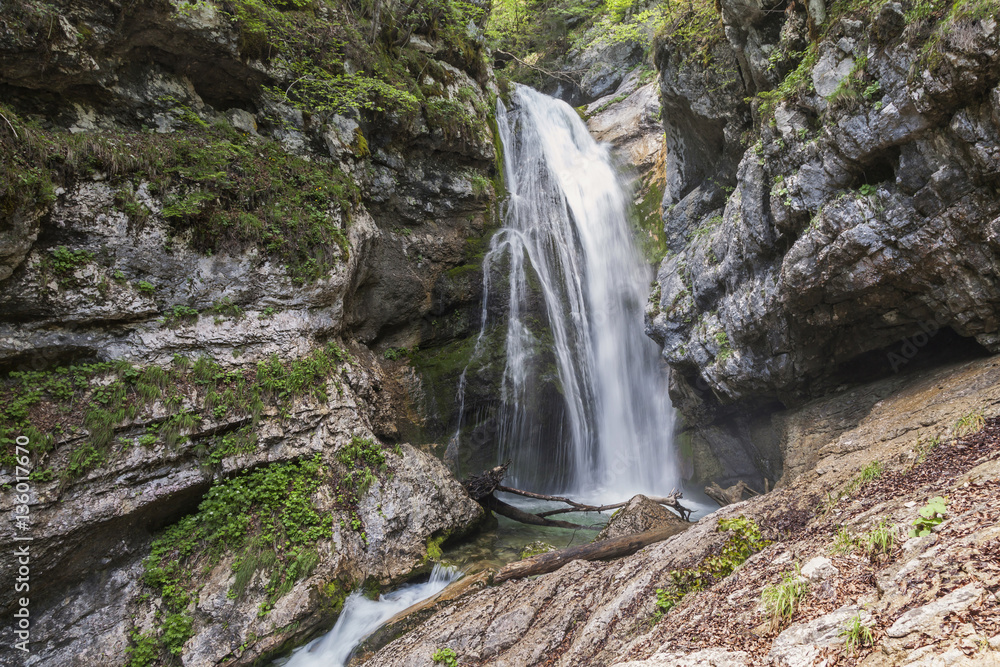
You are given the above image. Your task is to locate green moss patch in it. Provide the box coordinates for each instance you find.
[137,456,332,662]
[0,343,351,478]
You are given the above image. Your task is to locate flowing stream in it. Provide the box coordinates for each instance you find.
[278,565,459,667]
[458,85,679,501]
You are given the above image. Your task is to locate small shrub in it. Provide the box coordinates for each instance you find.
[654,516,769,620]
[125,630,159,667]
[49,245,94,276]
[910,496,947,537]
[382,347,412,361]
[161,612,193,655]
[432,648,458,666]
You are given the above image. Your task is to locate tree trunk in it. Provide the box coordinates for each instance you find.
[493,525,686,584]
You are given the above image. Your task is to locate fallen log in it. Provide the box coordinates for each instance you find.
[483,494,598,531]
[493,525,686,584]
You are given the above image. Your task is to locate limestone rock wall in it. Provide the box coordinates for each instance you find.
[0,0,497,663]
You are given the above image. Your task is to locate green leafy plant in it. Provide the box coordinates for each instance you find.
[432,647,458,666]
[48,245,94,278]
[761,566,809,629]
[840,612,874,655]
[382,347,413,361]
[654,516,769,621]
[144,455,332,620]
[909,496,947,537]
[162,304,200,327]
[161,612,194,655]
[125,629,159,667]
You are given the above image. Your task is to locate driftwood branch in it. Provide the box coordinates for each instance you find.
[483,494,598,531]
[705,480,760,508]
[498,484,692,522]
[494,525,684,584]
[463,461,511,500]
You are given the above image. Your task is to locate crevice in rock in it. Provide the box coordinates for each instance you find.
[853,146,900,188]
[810,326,992,396]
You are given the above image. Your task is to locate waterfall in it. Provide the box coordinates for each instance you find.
[278,565,460,667]
[459,85,679,501]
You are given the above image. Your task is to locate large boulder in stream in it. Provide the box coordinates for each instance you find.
[595,494,689,541]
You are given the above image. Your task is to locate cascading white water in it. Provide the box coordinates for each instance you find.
[459,85,679,501]
[278,564,459,667]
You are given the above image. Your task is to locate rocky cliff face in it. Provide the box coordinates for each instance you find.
[0,0,498,663]
[644,0,1000,482]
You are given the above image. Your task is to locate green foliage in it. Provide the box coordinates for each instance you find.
[844,460,883,495]
[136,280,156,295]
[470,173,492,198]
[829,526,858,555]
[336,436,389,498]
[161,613,194,655]
[953,410,985,437]
[632,178,668,264]
[714,331,734,362]
[125,630,160,667]
[181,0,490,128]
[654,516,769,620]
[144,456,332,618]
[915,434,941,463]
[840,613,875,655]
[653,0,725,64]
[690,215,723,240]
[858,183,878,197]
[761,566,809,629]
[432,647,459,666]
[383,346,415,361]
[48,245,93,280]
[756,46,819,122]
[210,297,244,321]
[114,187,152,226]
[162,304,200,327]
[0,105,358,284]
[909,496,947,537]
[0,343,350,478]
[861,520,897,559]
